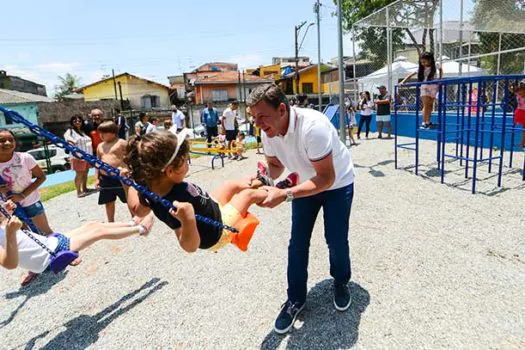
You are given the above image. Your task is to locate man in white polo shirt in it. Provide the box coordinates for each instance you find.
[221,101,239,159]
[247,84,355,334]
[171,105,186,132]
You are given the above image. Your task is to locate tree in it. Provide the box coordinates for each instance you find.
[54,73,81,100]
[472,0,525,74]
[338,0,440,68]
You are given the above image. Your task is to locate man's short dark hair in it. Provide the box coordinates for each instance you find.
[247,83,289,112]
[231,100,239,105]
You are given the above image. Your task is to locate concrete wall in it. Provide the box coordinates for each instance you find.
[195,85,239,104]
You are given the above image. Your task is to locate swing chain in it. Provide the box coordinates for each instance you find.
[0,202,56,257]
[0,107,239,233]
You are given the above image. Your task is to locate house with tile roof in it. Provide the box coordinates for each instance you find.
[185,69,273,105]
[76,72,170,110]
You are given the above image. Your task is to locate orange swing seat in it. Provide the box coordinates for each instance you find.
[230,212,260,252]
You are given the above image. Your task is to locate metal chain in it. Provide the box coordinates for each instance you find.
[0,202,56,257]
[0,106,239,233]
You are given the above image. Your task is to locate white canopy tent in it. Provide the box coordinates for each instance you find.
[436,56,487,78]
[357,56,488,94]
[357,56,417,94]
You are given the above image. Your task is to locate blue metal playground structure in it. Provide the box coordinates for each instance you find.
[394,74,525,194]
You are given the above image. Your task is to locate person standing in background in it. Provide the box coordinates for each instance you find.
[201,101,220,147]
[171,105,186,132]
[114,108,128,140]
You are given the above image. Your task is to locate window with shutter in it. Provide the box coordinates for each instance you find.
[212,90,228,102]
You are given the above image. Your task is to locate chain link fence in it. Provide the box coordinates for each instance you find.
[347,0,525,109]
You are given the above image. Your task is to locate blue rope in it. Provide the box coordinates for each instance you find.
[0,106,239,233]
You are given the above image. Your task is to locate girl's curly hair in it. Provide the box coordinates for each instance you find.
[124,130,189,186]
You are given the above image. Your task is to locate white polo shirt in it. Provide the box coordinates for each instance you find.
[222,108,236,131]
[171,110,185,129]
[262,107,355,190]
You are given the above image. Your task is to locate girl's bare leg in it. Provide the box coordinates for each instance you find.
[74,171,82,196]
[422,96,434,124]
[31,213,53,234]
[68,215,154,252]
[65,221,133,238]
[210,179,263,206]
[228,188,268,217]
[81,171,89,193]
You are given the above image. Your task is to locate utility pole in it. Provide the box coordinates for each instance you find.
[315,0,322,111]
[112,69,118,100]
[117,81,124,109]
[295,21,307,95]
[337,0,346,143]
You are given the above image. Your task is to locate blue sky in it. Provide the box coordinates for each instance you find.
[1,0,473,95]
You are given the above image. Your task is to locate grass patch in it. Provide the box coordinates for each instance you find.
[40,176,96,202]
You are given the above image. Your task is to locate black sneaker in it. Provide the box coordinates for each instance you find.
[274,300,305,334]
[333,283,352,311]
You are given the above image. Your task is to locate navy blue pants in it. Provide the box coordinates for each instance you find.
[287,183,354,304]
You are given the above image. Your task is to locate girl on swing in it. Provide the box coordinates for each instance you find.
[0,199,155,275]
[123,129,298,253]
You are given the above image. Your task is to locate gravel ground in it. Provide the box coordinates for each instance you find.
[1,134,524,349]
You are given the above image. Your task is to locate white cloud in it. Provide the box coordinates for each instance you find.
[1,63,107,97]
[227,54,264,70]
[34,62,81,73]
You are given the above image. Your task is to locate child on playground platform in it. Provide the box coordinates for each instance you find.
[513,81,525,147]
[400,51,443,129]
[123,130,298,253]
[0,200,154,274]
[233,132,246,160]
[96,121,132,222]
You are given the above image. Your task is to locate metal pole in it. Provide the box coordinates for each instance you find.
[497,32,503,75]
[458,0,464,76]
[295,25,299,95]
[316,0,322,111]
[495,33,502,103]
[352,27,358,102]
[386,5,393,95]
[337,0,346,143]
[118,81,124,109]
[439,0,443,67]
[112,69,118,100]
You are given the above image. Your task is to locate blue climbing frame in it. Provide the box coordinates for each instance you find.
[394,74,525,194]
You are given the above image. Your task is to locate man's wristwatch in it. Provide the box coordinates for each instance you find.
[285,189,294,202]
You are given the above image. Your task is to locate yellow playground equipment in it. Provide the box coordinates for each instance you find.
[188,140,239,169]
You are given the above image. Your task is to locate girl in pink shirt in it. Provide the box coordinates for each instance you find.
[0,128,53,285]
